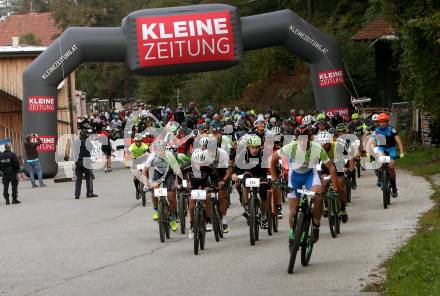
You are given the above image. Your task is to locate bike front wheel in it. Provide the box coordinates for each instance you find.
[288,211,304,274]
[301,211,314,266]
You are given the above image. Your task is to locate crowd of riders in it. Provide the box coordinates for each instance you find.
[77,101,404,263]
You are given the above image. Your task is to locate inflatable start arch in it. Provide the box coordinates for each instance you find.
[23,4,350,177]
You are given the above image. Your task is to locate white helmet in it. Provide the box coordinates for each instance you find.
[315,131,333,145]
[372,114,379,121]
[199,136,209,146]
[271,126,281,135]
[302,115,313,125]
[134,133,143,141]
[192,149,207,165]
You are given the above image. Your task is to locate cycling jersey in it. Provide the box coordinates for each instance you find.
[128,143,149,159]
[181,165,219,189]
[374,125,398,148]
[277,141,330,174]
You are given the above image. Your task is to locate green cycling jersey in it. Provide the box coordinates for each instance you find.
[128,143,149,159]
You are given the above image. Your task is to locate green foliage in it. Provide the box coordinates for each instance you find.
[48,0,379,107]
[382,147,440,295]
[19,32,41,45]
[369,0,440,115]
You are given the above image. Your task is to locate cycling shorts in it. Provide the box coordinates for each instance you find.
[378,146,398,160]
[288,169,321,199]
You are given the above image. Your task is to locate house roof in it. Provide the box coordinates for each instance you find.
[0,45,46,57]
[0,12,60,46]
[352,17,395,41]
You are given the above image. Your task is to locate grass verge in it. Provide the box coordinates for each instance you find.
[364,147,440,295]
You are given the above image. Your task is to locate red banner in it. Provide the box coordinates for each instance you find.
[136,11,235,67]
[326,107,350,121]
[318,69,344,87]
[28,96,56,112]
[32,136,56,152]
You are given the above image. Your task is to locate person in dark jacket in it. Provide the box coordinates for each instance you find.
[24,134,46,188]
[73,130,98,199]
[0,144,21,205]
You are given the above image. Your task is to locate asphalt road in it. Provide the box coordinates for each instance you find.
[0,168,433,296]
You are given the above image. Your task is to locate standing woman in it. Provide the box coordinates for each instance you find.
[24,134,47,188]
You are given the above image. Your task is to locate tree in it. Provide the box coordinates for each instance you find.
[19,32,41,45]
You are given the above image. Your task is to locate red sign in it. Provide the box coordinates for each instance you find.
[326,107,350,121]
[28,96,56,112]
[318,69,344,87]
[136,11,235,67]
[35,136,56,152]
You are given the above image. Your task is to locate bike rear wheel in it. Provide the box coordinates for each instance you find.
[301,211,314,266]
[288,211,304,274]
[141,188,146,207]
[356,160,361,178]
[193,207,200,255]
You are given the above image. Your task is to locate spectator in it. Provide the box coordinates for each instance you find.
[0,144,21,205]
[73,130,98,199]
[24,134,47,188]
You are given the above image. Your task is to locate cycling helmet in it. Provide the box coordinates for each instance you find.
[254,119,265,128]
[299,109,305,115]
[317,113,326,121]
[377,113,389,122]
[270,117,277,124]
[336,123,347,132]
[271,126,281,135]
[372,114,379,122]
[199,136,210,146]
[315,131,332,145]
[327,127,336,134]
[351,113,360,120]
[295,124,311,137]
[166,144,178,155]
[302,115,313,125]
[240,111,246,117]
[134,133,143,141]
[192,149,207,165]
[247,135,262,147]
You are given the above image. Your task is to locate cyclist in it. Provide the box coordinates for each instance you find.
[143,140,179,232]
[235,135,271,229]
[372,113,405,197]
[211,131,234,233]
[180,149,219,239]
[270,124,339,243]
[315,131,348,222]
[128,133,149,199]
[348,113,366,137]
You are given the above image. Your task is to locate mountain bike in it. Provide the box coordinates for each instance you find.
[177,179,189,234]
[287,188,317,274]
[153,187,170,243]
[136,164,147,207]
[267,175,278,235]
[244,177,262,246]
[323,176,340,238]
[191,189,207,255]
[210,189,224,242]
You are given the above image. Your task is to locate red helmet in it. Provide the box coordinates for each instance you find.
[296,116,303,125]
[377,113,389,122]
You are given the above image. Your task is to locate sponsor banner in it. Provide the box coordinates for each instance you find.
[41,44,78,80]
[32,136,56,152]
[289,25,328,54]
[318,68,344,87]
[326,107,350,121]
[28,96,56,112]
[136,11,235,67]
